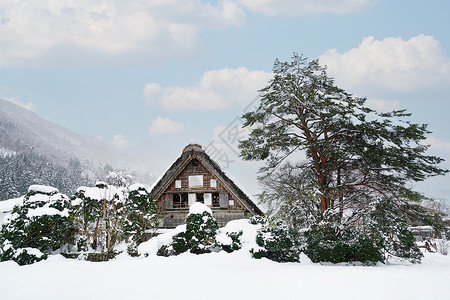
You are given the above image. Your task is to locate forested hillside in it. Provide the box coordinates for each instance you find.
[0,98,143,199]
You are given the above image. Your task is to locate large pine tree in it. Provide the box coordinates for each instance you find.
[239,54,448,262]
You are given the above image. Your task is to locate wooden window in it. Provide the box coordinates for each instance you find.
[219,193,229,208]
[188,193,196,206]
[204,193,212,206]
[188,175,203,187]
[210,179,217,188]
[173,194,181,208]
[175,180,181,189]
[181,193,188,207]
[173,193,188,208]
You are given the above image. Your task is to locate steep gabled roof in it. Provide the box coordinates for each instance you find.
[151,144,263,215]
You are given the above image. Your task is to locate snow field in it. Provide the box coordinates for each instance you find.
[1,192,449,299]
[1,251,449,300]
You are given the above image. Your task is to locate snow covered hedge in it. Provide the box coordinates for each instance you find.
[148,204,302,263]
[0,185,428,266]
[0,182,158,265]
[71,182,157,256]
[304,223,384,265]
[251,217,302,263]
[0,185,75,265]
[139,203,261,258]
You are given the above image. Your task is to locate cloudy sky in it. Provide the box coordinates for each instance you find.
[0,0,449,201]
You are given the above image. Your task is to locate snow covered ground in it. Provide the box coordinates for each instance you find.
[1,199,449,299]
[1,250,449,300]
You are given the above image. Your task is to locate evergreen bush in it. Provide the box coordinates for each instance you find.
[163,204,219,255]
[369,199,423,263]
[172,211,219,255]
[304,224,384,265]
[122,185,158,244]
[156,244,172,257]
[217,231,243,253]
[71,183,157,257]
[251,219,301,263]
[0,186,75,265]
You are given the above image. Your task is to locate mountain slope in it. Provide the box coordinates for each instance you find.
[0,98,128,165]
[0,98,147,199]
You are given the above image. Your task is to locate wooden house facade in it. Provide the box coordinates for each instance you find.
[151,144,263,228]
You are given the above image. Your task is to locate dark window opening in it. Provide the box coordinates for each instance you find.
[173,193,188,208]
[197,193,204,203]
[212,192,220,207]
[191,158,199,166]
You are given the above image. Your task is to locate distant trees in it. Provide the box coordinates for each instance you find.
[239,54,448,263]
[0,151,140,201]
[0,151,90,200]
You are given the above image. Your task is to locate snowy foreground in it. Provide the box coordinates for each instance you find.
[1,249,449,299]
[1,198,449,299]
[1,198,450,299]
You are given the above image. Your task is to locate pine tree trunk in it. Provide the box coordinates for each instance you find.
[318,171,330,214]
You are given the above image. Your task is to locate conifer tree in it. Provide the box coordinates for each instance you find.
[239,53,448,262]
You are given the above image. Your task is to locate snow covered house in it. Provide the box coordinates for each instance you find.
[151,144,263,228]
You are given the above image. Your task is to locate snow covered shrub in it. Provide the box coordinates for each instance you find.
[156,244,172,257]
[303,199,424,265]
[71,182,157,258]
[249,215,266,225]
[127,241,139,257]
[0,185,75,265]
[216,231,243,253]
[70,182,127,254]
[171,203,219,255]
[171,232,190,254]
[251,219,301,263]
[370,200,423,263]
[304,224,384,265]
[386,226,422,262]
[0,241,48,265]
[122,184,158,244]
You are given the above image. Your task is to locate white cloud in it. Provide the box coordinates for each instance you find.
[423,136,450,154]
[143,67,272,110]
[148,116,184,135]
[365,99,400,112]
[203,125,247,169]
[319,34,450,91]
[237,0,376,16]
[110,134,130,149]
[3,97,33,110]
[0,0,246,67]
